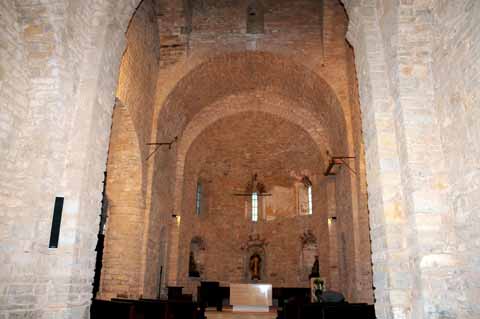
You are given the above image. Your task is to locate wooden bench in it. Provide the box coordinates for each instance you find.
[91,298,200,319]
[91,299,135,319]
[283,300,376,319]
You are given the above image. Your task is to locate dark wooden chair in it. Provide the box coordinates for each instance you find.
[198,281,223,311]
[133,299,168,319]
[282,298,376,319]
[136,298,199,319]
[324,303,374,319]
[91,299,135,319]
[283,297,304,319]
[167,286,183,300]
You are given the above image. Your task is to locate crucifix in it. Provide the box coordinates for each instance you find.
[232,173,271,197]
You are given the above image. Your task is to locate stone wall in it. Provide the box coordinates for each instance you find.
[0,0,380,317]
[99,104,145,299]
[0,0,142,317]
[151,0,373,303]
[1,0,479,318]
[0,1,28,163]
[431,1,480,317]
[0,1,34,317]
[343,0,480,318]
[99,0,160,300]
[177,112,330,292]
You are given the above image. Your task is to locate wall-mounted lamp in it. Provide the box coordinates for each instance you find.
[323,151,356,176]
[327,216,337,225]
[172,214,181,225]
[146,136,178,161]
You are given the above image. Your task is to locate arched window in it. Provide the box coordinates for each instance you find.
[308,185,313,215]
[196,182,202,215]
[251,192,258,222]
[299,176,313,215]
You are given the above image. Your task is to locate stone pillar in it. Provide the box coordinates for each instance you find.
[326,178,340,290]
[167,215,181,285]
[344,1,464,318]
[344,3,413,318]
[99,105,146,300]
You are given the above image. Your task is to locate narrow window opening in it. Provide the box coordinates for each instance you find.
[246,1,265,34]
[252,192,258,222]
[307,185,313,215]
[196,182,202,215]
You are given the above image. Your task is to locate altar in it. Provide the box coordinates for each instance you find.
[230,283,272,313]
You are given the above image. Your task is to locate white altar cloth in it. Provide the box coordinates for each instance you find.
[230,283,272,313]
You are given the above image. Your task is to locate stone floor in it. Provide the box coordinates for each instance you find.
[206,309,277,319]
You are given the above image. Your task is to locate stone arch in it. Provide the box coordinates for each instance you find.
[0,1,380,317]
[156,51,368,292]
[99,101,146,300]
[154,51,348,154]
[55,0,145,312]
[173,91,330,216]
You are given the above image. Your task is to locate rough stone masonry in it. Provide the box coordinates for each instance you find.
[0,1,479,319]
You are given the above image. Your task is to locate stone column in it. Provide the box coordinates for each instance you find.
[326,178,340,290]
[343,2,413,318]
[344,1,464,318]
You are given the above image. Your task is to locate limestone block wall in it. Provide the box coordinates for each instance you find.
[99,105,145,299]
[177,113,330,291]
[0,1,34,316]
[347,44,373,303]
[116,0,160,152]
[0,1,28,164]
[147,142,178,296]
[0,0,478,318]
[147,0,373,304]
[0,0,143,317]
[343,0,480,318]
[0,0,384,317]
[0,1,90,317]
[99,0,161,300]
[431,1,480,317]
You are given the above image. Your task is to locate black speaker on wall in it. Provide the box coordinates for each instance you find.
[49,197,64,248]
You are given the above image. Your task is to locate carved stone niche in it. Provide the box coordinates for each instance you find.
[299,230,318,281]
[189,236,206,278]
[241,233,268,282]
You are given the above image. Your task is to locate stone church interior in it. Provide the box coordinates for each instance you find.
[1,0,479,319]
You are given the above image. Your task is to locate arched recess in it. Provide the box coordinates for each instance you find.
[98,101,146,300]
[154,52,348,152]
[188,236,206,278]
[152,52,350,243]
[175,111,331,288]
[300,230,319,280]
[173,92,331,219]
[151,51,371,302]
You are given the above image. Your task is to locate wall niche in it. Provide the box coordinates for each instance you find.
[189,236,206,278]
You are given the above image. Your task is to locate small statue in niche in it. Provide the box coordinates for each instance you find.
[309,256,320,279]
[188,251,200,277]
[249,253,261,280]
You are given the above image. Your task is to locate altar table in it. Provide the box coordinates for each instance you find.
[230,283,272,313]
